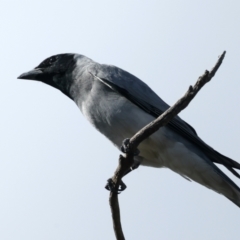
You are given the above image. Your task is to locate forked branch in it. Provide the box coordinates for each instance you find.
[108,51,226,240]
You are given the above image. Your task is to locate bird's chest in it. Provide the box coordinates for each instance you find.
[77,83,170,166]
[81,92,137,145]
[78,87,172,168]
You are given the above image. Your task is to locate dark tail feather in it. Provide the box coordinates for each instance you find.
[227,197,240,208]
[211,150,240,178]
[225,165,240,178]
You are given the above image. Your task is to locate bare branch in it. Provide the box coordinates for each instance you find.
[109,155,127,240]
[130,51,226,149]
[108,51,226,240]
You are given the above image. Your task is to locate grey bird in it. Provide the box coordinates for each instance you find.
[18,53,240,207]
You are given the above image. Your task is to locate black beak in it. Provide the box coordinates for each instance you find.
[17,69,43,80]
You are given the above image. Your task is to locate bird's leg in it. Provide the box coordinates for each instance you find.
[105,159,140,193]
[122,159,140,177]
[105,139,141,193]
[120,138,140,156]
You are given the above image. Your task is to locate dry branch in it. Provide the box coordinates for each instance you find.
[108,51,226,240]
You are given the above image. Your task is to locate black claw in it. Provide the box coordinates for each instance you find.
[121,138,130,153]
[105,179,127,193]
[121,138,140,156]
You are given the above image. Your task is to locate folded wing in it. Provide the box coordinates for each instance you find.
[88,63,240,178]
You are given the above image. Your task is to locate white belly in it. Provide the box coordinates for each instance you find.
[76,84,240,205]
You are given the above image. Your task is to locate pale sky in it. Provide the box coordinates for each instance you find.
[1,1,240,239]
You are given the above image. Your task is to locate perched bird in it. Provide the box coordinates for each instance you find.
[18,53,240,207]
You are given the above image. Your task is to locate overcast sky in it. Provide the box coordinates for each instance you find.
[1,1,240,239]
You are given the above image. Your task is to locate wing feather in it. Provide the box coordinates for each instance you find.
[88,63,240,177]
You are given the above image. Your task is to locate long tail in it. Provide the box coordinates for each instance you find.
[165,144,240,208]
[211,150,240,179]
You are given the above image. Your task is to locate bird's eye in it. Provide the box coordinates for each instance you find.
[35,55,58,69]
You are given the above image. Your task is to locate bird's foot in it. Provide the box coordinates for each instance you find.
[120,138,140,156]
[105,178,127,194]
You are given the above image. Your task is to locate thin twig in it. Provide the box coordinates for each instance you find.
[109,155,127,240]
[108,51,226,240]
[130,51,226,149]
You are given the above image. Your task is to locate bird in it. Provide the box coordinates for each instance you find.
[18,53,240,207]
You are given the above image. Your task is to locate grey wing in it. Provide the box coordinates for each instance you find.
[88,63,240,178]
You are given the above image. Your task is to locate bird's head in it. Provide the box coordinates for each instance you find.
[18,53,77,99]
